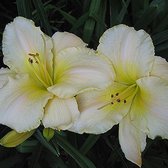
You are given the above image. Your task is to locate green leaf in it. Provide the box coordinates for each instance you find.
[0,130,35,147]
[45,150,68,168]
[55,133,96,168]
[83,0,101,43]
[131,0,150,22]
[35,130,60,157]
[71,12,89,32]
[109,0,122,26]
[16,0,33,18]
[95,0,106,42]
[57,9,77,25]
[16,139,38,153]
[89,0,101,19]
[80,135,100,155]
[33,0,52,35]
[105,137,129,168]
[0,155,23,168]
[134,4,158,29]
[154,13,168,32]
[28,144,43,168]
[116,0,131,24]
[152,29,168,45]
[83,18,96,43]
[82,0,91,13]
[155,41,168,52]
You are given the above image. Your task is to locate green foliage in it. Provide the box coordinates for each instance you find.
[0,0,168,167]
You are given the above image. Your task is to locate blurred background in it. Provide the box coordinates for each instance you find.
[0,0,168,168]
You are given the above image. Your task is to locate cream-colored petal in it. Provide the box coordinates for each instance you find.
[97,24,154,84]
[130,77,168,139]
[48,47,114,98]
[119,116,146,167]
[0,74,53,132]
[69,90,115,134]
[2,16,53,73]
[0,68,15,88]
[69,110,115,134]
[150,56,168,82]
[52,32,86,54]
[43,34,54,78]
[69,82,135,134]
[42,97,79,130]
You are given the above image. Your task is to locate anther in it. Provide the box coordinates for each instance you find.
[28,58,33,64]
[124,100,127,103]
[117,99,120,102]
[28,53,36,57]
[111,102,114,104]
[111,94,114,98]
[116,93,119,96]
[28,53,39,57]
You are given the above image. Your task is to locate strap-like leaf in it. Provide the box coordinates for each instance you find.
[55,133,96,168]
[35,130,60,157]
[33,0,52,35]
[80,135,100,155]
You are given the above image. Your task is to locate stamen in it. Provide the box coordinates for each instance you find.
[28,52,40,64]
[27,43,54,88]
[28,58,33,64]
[117,99,120,102]
[27,52,51,88]
[28,53,36,57]
[97,84,137,110]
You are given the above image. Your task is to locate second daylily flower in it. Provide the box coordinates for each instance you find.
[70,25,168,167]
[0,17,114,133]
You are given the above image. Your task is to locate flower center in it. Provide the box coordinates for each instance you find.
[98,84,138,110]
[27,52,53,88]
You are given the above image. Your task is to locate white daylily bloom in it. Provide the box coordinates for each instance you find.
[0,17,114,133]
[69,25,168,167]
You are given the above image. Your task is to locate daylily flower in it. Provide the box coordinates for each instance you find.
[0,17,113,133]
[69,25,168,167]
